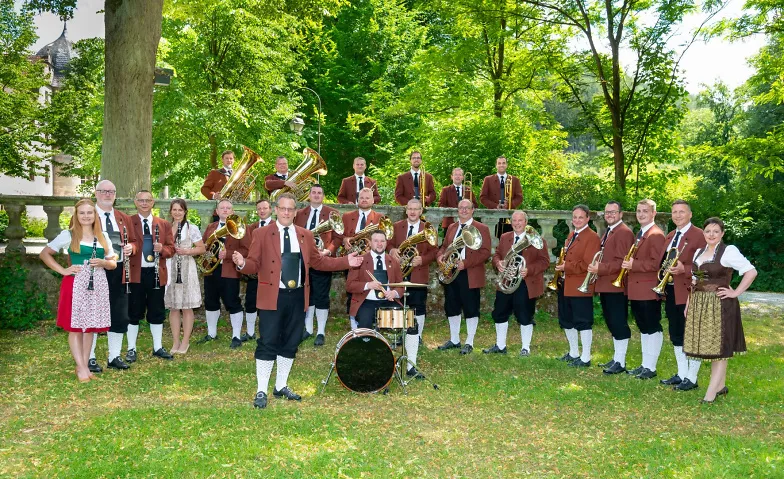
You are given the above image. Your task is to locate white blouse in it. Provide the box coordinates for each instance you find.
[693,244,755,275]
[48,230,115,259]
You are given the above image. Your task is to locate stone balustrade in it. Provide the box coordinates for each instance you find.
[1,195,671,258]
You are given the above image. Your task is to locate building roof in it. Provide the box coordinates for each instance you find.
[35,23,73,88]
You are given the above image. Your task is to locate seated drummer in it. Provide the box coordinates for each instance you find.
[345,231,426,379]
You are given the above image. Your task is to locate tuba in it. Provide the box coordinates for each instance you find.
[652,240,688,296]
[437,224,483,284]
[220,146,265,202]
[311,211,344,250]
[346,217,394,256]
[497,225,544,293]
[269,148,327,202]
[577,250,604,293]
[546,247,566,291]
[197,214,246,274]
[398,223,438,277]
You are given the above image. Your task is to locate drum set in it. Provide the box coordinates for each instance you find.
[321,281,439,395]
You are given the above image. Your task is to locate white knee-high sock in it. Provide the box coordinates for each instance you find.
[674,346,687,378]
[520,324,533,351]
[127,324,139,351]
[256,359,274,394]
[230,312,243,339]
[245,312,257,337]
[495,321,509,350]
[686,358,702,383]
[316,309,328,336]
[275,356,294,391]
[206,310,220,338]
[107,332,123,362]
[564,328,579,357]
[613,338,629,367]
[448,315,461,344]
[648,331,663,371]
[640,333,650,369]
[415,315,425,338]
[405,333,419,368]
[304,305,315,334]
[150,323,163,351]
[90,333,98,360]
[465,317,479,346]
[350,316,358,330]
[579,329,593,362]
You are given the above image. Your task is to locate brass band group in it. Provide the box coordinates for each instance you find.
[39,149,758,408]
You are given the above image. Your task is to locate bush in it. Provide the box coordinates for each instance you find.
[23,216,47,238]
[0,255,53,330]
[0,210,8,242]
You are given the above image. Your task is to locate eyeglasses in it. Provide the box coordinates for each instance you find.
[604,210,620,215]
[136,199,154,204]
[96,189,116,195]
[457,206,473,211]
[277,206,296,212]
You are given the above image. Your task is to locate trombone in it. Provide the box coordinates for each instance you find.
[463,172,474,202]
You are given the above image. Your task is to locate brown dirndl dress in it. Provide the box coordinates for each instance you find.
[683,243,746,361]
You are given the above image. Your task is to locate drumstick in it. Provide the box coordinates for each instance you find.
[366,270,404,307]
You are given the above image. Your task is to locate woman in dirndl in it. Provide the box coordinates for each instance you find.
[164,199,205,354]
[39,199,116,382]
[684,217,757,403]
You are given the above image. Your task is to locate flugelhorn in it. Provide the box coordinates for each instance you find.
[546,247,566,291]
[270,148,327,202]
[611,238,641,288]
[652,240,688,296]
[312,211,344,250]
[197,214,246,274]
[497,225,544,294]
[577,250,603,294]
[437,224,482,284]
[398,222,438,277]
[346,217,394,256]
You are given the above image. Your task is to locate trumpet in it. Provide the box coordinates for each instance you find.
[346,217,394,256]
[546,247,566,291]
[437,224,483,284]
[197,214,246,274]
[577,250,604,294]
[398,223,438,277]
[175,221,183,284]
[611,238,641,288]
[312,211,344,250]
[497,225,544,293]
[87,237,97,291]
[652,240,688,296]
[122,225,130,294]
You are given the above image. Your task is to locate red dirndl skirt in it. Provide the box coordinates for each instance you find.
[56,275,110,333]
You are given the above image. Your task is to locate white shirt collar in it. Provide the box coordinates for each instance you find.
[138,213,153,223]
[458,218,474,227]
[574,225,590,234]
[310,204,322,213]
[410,169,421,176]
[259,217,270,226]
[677,222,692,235]
[359,208,373,216]
[640,222,655,235]
[96,205,114,217]
[355,174,365,180]
[407,220,421,231]
[607,221,622,232]
[276,220,294,232]
[497,173,507,181]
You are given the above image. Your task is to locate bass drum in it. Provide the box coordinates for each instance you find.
[334,328,395,394]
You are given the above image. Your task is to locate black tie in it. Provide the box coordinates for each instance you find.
[457,224,465,254]
[358,176,364,190]
[376,254,383,271]
[499,176,506,204]
[671,230,682,249]
[566,231,579,251]
[456,186,462,201]
[283,226,291,253]
[226,169,232,177]
[360,212,367,230]
[514,235,520,244]
[408,225,414,238]
[601,228,610,247]
[413,172,420,198]
[636,229,644,240]
[277,173,286,180]
[309,209,318,230]
[104,212,114,233]
[143,218,150,236]
[260,220,266,228]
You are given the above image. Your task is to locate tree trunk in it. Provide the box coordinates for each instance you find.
[612,133,625,192]
[209,134,218,169]
[101,0,164,197]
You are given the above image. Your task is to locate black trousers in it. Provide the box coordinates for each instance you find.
[244,277,258,313]
[309,269,332,309]
[128,268,165,325]
[204,273,243,314]
[443,270,480,318]
[630,299,663,334]
[105,266,130,334]
[599,292,631,340]
[664,284,686,346]
[557,288,593,331]
[356,299,420,335]
[405,288,427,316]
[491,282,537,326]
[255,288,305,360]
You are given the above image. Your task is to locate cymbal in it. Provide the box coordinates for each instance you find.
[384,281,428,288]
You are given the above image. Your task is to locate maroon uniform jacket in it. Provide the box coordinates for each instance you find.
[438,184,478,229]
[562,227,602,297]
[479,174,523,210]
[201,169,230,200]
[294,204,341,254]
[627,224,667,301]
[594,222,635,294]
[238,225,351,311]
[264,173,288,196]
[386,220,439,284]
[246,217,272,238]
[394,171,436,206]
[335,210,386,246]
[202,220,251,279]
[493,231,550,299]
[345,252,405,317]
[337,176,381,205]
[128,214,175,286]
[663,224,706,305]
[438,220,492,289]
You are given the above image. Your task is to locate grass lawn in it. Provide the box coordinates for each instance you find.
[0,303,782,478]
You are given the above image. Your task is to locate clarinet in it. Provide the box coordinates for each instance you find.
[154,223,161,290]
[87,237,97,291]
[175,222,183,284]
[123,225,131,293]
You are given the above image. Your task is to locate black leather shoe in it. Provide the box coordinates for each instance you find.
[636,368,657,380]
[598,360,616,368]
[88,358,103,374]
[314,334,325,347]
[482,344,507,354]
[419,336,423,346]
[240,332,255,342]
[196,334,217,344]
[570,358,591,367]
[230,337,242,349]
[674,378,698,391]
[125,349,137,363]
[253,391,268,409]
[300,331,313,343]
[273,386,302,401]
[603,362,627,375]
[437,340,461,350]
[107,357,130,370]
[717,386,729,396]
[627,365,644,376]
[152,347,174,360]
[660,374,682,386]
[406,367,425,379]
[558,353,578,363]
[460,344,473,355]
[519,348,530,357]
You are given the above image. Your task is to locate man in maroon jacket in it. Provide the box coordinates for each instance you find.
[438,168,478,230]
[394,151,436,206]
[337,157,381,205]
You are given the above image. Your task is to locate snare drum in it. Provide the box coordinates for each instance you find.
[376,306,414,330]
[334,328,395,393]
